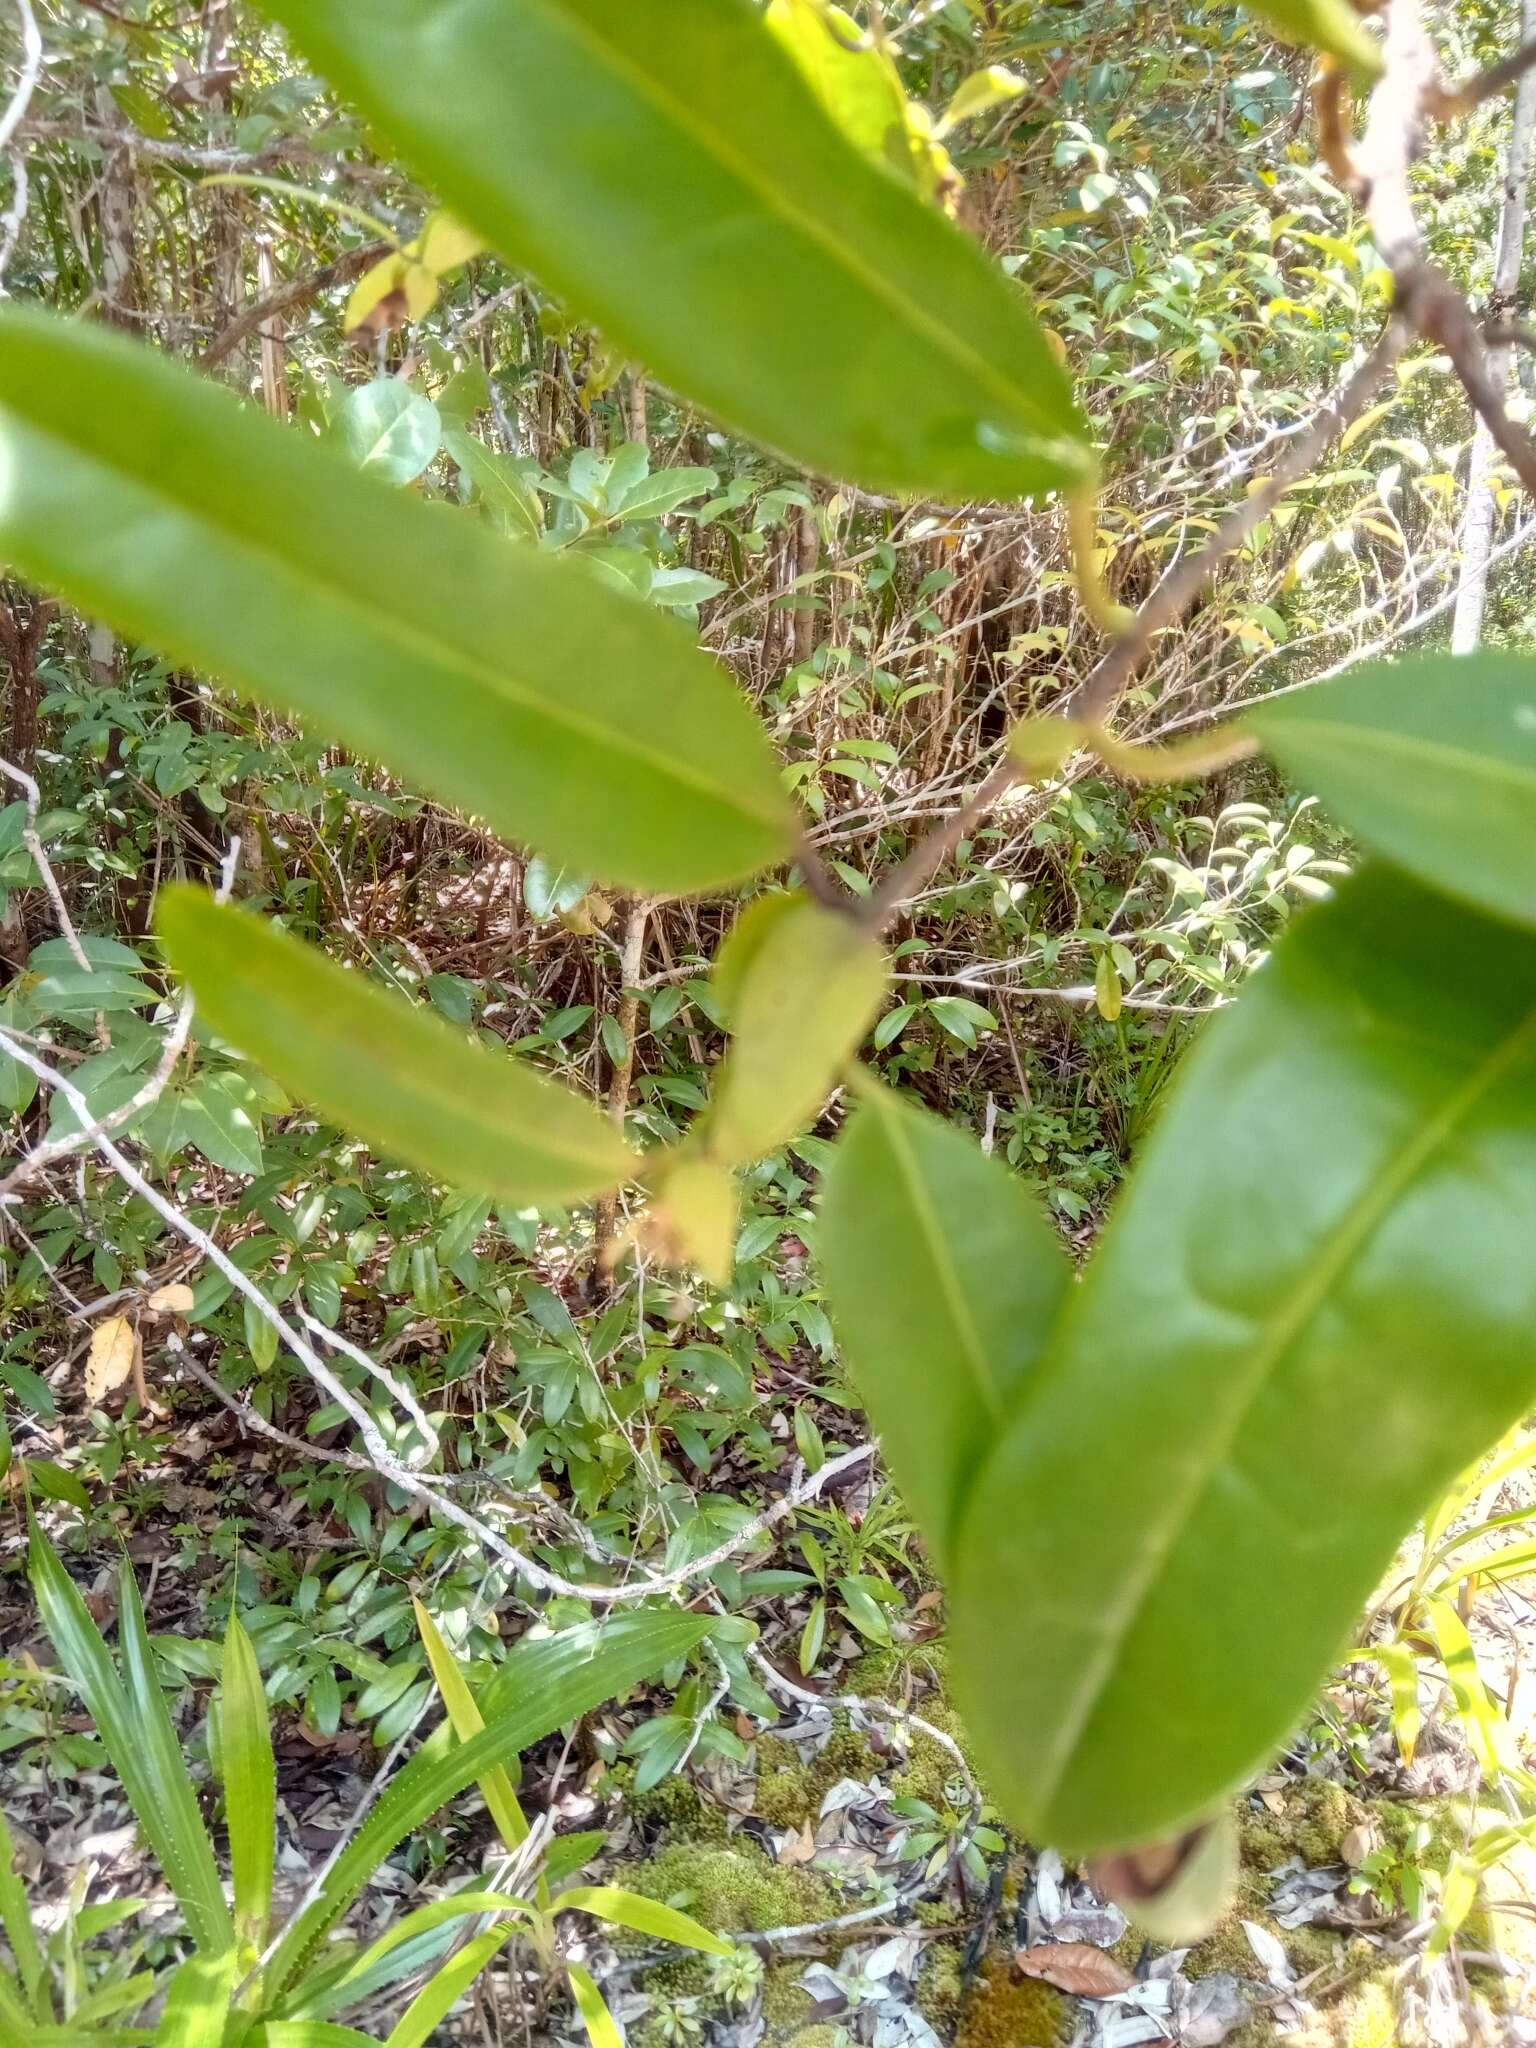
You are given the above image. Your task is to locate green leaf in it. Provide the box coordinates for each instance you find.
[950,869,1536,1854]
[1238,0,1382,75]
[157,890,636,1208]
[412,1600,529,1851]
[267,1610,714,1992]
[24,1459,87,1512]
[340,380,441,486]
[765,0,908,167]
[221,1614,276,1949]
[259,2029,381,2048]
[382,1930,513,2048]
[612,468,718,521]
[293,1895,533,2022]
[820,1080,1069,1571]
[937,65,1028,137]
[565,1964,621,2048]
[554,1886,731,1957]
[706,895,887,1162]
[1247,652,1536,933]
[0,1810,44,2019]
[0,310,793,894]
[28,1528,233,1955]
[156,1951,238,2048]
[249,0,1092,504]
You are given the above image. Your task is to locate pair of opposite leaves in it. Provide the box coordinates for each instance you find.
[822,653,1536,1867]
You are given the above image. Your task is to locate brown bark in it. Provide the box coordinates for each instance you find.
[0,588,56,776]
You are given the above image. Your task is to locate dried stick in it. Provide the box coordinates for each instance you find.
[202,238,392,367]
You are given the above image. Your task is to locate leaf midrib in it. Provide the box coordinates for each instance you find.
[1031,997,1536,1823]
[516,0,1081,453]
[4,397,789,841]
[874,1094,1002,1418]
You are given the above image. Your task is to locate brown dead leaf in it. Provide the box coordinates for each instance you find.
[145,1283,195,1315]
[777,1821,818,1867]
[1014,1943,1135,1999]
[1340,1821,1380,1868]
[85,1315,135,1404]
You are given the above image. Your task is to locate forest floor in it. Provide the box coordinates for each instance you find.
[7,1337,1536,2048]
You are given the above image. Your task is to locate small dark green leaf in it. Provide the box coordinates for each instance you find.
[157,890,635,1208]
[0,311,793,893]
[250,0,1091,504]
[819,1080,1069,1570]
[1247,652,1536,932]
[951,870,1536,1854]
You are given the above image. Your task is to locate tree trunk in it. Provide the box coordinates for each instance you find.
[1450,0,1536,654]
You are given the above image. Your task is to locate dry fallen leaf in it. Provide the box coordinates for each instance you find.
[145,1282,195,1315]
[1014,1942,1135,1999]
[85,1315,135,1403]
[776,1820,819,1867]
[1340,1821,1380,1868]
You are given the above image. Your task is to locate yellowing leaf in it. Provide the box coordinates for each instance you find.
[146,1283,195,1315]
[345,251,414,335]
[85,1316,135,1403]
[413,210,486,274]
[706,895,887,1163]
[638,1153,740,1285]
[936,65,1028,139]
[1095,951,1123,1022]
[1239,0,1382,76]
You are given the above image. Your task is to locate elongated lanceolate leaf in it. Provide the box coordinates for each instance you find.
[819,1080,1069,1570]
[157,889,635,1208]
[951,869,1536,1853]
[268,1609,714,1992]
[0,311,792,893]
[250,0,1091,504]
[1247,652,1536,933]
[221,1614,276,1949]
[28,1528,233,1956]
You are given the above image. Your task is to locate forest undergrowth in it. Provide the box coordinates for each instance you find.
[5,1,1536,2044]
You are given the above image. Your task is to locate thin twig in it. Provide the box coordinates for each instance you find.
[0,756,91,971]
[1434,35,1536,118]
[201,238,393,367]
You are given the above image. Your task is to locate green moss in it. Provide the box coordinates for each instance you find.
[1184,1908,1343,1985]
[784,2029,843,2048]
[749,1722,883,1830]
[761,1961,813,2036]
[955,1962,1071,2048]
[914,1944,964,2030]
[644,1954,713,2003]
[627,1770,730,1844]
[752,1737,820,1830]
[1340,1978,1397,2048]
[846,1641,946,1702]
[616,1843,837,1938]
[1238,1779,1368,1873]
